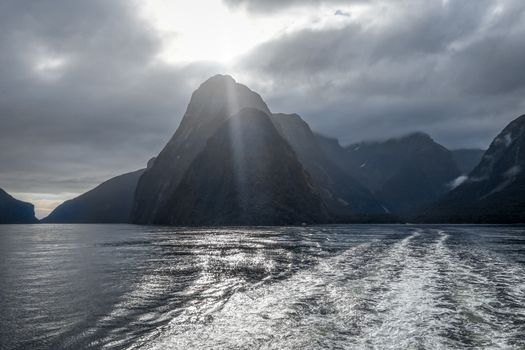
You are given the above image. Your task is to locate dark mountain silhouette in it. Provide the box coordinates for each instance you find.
[317,132,461,214]
[271,113,385,216]
[451,149,485,174]
[419,114,525,223]
[0,189,38,224]
[133,75,271,224]
[133,75,393,225]
[43,168,145,223]
[157,108,327,225]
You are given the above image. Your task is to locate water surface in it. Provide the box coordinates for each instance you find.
[1,224,524,349]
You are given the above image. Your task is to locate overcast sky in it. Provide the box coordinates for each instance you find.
[1,0,525,218]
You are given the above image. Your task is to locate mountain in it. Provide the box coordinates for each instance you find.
[132,75,271,224]
[318,132,461,214]
[350,133,462,214]
[156,108,327,225]
[133,75,391,225]
[315,134,349,167]
[419,115,525,223]
[43,168,146,223]
[0,189,38,224]
[271,113,384,216]
[451,149,485,174]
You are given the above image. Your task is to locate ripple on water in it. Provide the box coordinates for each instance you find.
[1,225,525,350]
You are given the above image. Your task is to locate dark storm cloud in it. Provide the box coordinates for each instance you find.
[237,0,525,148]
[0,0,221,196]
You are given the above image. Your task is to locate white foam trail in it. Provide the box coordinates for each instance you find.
[356,231,450,349]
[127,229,525,350]
[132,231,424,349]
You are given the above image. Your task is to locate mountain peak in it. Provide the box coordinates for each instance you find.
[199,74,237,88]
[273,112,302,120]
[403,132,433,142]
[350,132,433,149]
[188,74,271,118]
[132,75,272,223]
[382,132,434,146]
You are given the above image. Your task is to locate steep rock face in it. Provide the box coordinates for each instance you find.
[133,75,270,224]
[43,168,145,223]
[157,108,327,226]
[451,149,485,174]
[271,113,384,215]
[0,189,38,224]
[420,115,525,223]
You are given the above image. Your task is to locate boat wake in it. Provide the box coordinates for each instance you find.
[124,228,525,349]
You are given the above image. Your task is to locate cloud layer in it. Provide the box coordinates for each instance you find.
[234,0,525,146]
[0,0,221,216]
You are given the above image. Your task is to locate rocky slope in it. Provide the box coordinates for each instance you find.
[419,115,525,223]
[0,189,38,224]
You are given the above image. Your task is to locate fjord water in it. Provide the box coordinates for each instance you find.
[1,225,524,349]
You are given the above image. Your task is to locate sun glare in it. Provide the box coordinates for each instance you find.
[139,0,357,65]
[140,0,267,64]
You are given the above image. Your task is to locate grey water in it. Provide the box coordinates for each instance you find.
[1,225,525,350]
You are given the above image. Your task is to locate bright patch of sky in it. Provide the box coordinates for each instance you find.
[139,0,360,64]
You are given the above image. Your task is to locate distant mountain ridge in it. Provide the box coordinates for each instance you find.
[43,168,146,223]
[317,132,461,215]
[0,189,38,224]
[8,74,521,226]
